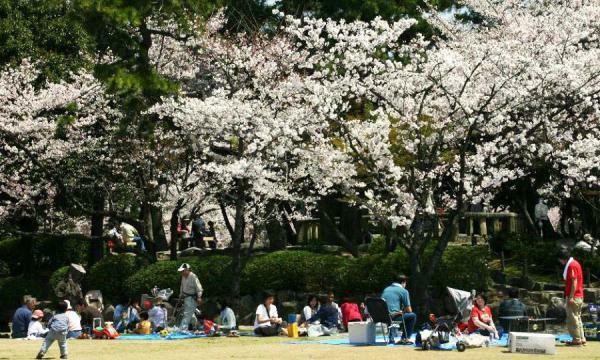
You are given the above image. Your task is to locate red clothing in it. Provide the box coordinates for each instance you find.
[340,302,362,328]
[467,305,493,333]
[565,259,584,299]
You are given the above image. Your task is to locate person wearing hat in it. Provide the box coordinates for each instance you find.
[12,296,37,338]
[178,263,203,331]
[381,274,417,344]
[63,300,82,339]
[28,310,48,338]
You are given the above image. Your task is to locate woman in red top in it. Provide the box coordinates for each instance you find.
[467,293,498,338]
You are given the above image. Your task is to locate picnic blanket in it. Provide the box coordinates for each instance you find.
[117,331,257,340]
[288,333,574,350]
[118,333,208,341]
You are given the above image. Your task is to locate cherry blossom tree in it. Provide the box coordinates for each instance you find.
[0,61,120,229]
[280,0,599,312]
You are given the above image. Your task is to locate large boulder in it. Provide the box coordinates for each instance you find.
[546,297,566,322]
[584,288,600,304]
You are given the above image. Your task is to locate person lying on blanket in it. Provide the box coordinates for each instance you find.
[467,293,499,338]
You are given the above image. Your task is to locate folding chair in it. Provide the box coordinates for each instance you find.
[365,297,408,343]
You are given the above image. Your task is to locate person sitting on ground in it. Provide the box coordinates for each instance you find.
[327,291,343,327]
[308,295,341,336]
[254,292,287,336]
[340,296,364,331]
[467,293,499,338]
[498,288,526,331]
[36,300,70,360]
[135,312,152,335]
[28,310,48,338]
[114,298,140,333]
[64,301,82,339]
[78,300,101,335]
[148,298,167,332]
[217,299,237,335]
[381,274,417,343]
[301,295,320,327]
[12,296,37,338]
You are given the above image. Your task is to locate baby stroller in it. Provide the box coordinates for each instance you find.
[419,287,473,352]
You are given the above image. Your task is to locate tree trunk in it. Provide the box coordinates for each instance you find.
[142,204,157,260]
[89,191,105,266]
[229,196,246,298]
[266,219,287,251]
[152,207,168,251]
[170,203,182,261]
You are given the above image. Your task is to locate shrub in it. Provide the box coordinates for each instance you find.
[0,237,22,274]
[87,255,138,304]
[126,256,233,299]
[49,266,70,293]
[241,251,350,295]
[341,250,409,295]
[431,245,490,293]
[0,276,46,311]
[0,234,88,275]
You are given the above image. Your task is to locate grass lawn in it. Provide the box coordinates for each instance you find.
[2,336,600,360]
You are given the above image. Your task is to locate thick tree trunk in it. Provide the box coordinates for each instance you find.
[152,207,168,251]
[170,200,184,261]
[230,196,246,298]
[89,192,105,266]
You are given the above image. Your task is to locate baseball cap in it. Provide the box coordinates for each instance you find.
[32,310,44,320]
[178,263,191,272]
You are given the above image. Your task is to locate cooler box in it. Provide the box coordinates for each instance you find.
[508,332,556,355]
[349,321,376,345]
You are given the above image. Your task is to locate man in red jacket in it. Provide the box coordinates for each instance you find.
[559,250,586,346]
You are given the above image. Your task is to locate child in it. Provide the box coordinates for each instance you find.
[135,312,152,335]
[28,310,48,338]
[36,301,70,359]
[148,298,167,332]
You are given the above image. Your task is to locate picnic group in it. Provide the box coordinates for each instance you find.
[9,249,587,359]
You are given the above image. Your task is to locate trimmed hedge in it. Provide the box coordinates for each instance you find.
[49,266,70,292]
[0,234,88,275]
[431,245,491,292]
[0,276,46,311]
[241,251,350,295]
[87,255,138,303]
[95,247,490,302]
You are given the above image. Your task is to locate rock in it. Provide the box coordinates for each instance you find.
[546,297,566,322]
[276,290,296,303]
[584,288,600,303]
[103,304,115,323]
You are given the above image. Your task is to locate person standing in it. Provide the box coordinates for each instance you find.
[178,263,203,331]
[559,251,586,346]
[381,274,417,344]
[191,216,207,248]
[36,301,70,360]
[12,296,37,338]
[63,301,82,339]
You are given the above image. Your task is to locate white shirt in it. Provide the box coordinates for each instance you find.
[332,302,342,323]
[27,320,48,337]
[303,305,317,323]
[66,310,82,331]
[220,307,237,329]
[563,257,574,280]
[254,304,278,329]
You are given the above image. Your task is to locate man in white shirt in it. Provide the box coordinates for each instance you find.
[178,263,203,331]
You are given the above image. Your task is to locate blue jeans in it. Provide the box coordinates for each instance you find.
[390,312,417,342]
[39,330,68,357]
[67,330,81,339]
[133,236,146,251]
